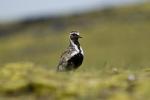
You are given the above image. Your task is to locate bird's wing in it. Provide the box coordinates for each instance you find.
[57,47,75,71]
[59,47,73,63]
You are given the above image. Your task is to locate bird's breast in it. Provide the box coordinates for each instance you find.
[68,53,84,68]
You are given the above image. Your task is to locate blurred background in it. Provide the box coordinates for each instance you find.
[0,0,150,70]
[1,0,150,99]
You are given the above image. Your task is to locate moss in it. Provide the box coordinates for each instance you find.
[0,62,149,99]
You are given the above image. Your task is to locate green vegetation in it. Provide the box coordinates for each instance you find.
[0,3,150,100]
[0,63,150,100]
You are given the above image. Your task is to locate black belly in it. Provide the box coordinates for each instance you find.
[68,53,83,69]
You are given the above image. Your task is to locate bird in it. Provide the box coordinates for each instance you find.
[57,31,84,71]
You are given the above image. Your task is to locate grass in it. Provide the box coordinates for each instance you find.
[0,2,150,100]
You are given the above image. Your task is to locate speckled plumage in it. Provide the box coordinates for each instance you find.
[57,31,84,71]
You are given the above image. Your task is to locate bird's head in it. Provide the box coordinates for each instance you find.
[69,31,82,41]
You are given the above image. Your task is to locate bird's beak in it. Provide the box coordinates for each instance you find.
[78,35,82,38]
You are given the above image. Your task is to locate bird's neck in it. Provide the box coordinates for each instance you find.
[70,39,80,51]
